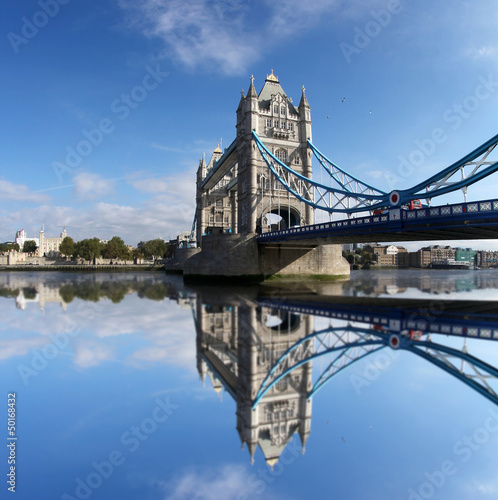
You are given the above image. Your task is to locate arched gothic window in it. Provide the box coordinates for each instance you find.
[275,149,287,163]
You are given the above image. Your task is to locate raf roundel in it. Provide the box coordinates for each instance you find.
[389,191,401,206]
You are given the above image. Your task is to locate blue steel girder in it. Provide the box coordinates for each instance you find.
[252,325,498,409]
[405,133,498,203]
[253,131,388,214]
[308,344,387,400]
[308,134,498,208]
[253,131,498,216]
[252,325,387,408]
[404,339,498,406]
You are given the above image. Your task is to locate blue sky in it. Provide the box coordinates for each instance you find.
[2,0,498,247]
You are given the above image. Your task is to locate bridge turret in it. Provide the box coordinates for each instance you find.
[236,75,260,233]
[298,85,311,142]
[195,153,207,243]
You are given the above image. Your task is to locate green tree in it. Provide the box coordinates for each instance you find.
[141,239,169,260]
[22,240,37,253]
[59,236,76,257]
[75,238,103,263]
[102,236,131,260]
[22,287,37,300]
[132,247,144,264]
[361,251,373,264]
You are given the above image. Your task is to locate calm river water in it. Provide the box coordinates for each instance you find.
[2,269,498,500]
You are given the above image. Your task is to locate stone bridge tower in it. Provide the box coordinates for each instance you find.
[236,70,313,234]
[179,71,350,282]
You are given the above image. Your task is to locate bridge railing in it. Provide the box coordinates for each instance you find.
[257,197,498,241]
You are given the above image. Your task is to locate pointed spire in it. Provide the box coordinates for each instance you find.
[247,75,257,99]
[247,441,257,464]
[299,85,310,109]
[299,422,310,452]
[237,89,245,112]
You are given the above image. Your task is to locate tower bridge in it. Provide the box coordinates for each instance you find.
[172,71,498,282]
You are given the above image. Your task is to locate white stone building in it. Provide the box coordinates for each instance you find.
[15,226,68,257]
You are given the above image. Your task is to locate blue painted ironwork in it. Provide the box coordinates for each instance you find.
[252,323,498,408]
[308,345,387,399]
[257,298,498,342]
[252,299,498,408]
[252,327,385,407]
[253,131,387,214]
[258,197,498,244]
[254,131,498,217]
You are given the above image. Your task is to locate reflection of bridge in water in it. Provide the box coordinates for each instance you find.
[192,290,498,466]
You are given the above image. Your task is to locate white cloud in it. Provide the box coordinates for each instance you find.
[463,44,498,62]
[131,178,174,194]
[73,342,114,368]
[157,464,286,500]
[119,0,348,75]
[366,170,386,179]
[120,0,259,75]
[150,142,190,154]
[130,171,196,197]
[0,338,48,361]
[0,180,196,244]
[0,180,50,204]
[0,277,198,372]
[73,172,115,198]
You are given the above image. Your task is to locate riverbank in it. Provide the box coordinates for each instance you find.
[0,264,165,272]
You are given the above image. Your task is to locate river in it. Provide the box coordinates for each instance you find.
[2,269,498,500]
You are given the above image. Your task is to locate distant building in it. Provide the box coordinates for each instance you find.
[423,245,456,264]
[365,244,406,266]
[476,250,498,268]
[455,247,476,265]
[398,249,432,268]
[15,229,39,250]
[15,226,67,257]
[38,226,67,257]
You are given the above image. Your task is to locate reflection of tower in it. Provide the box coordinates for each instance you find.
[237,305,312,466]
[194,291,313,467]
[195,298,238,399]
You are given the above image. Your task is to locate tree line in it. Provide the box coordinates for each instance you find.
[58,236,173,263]
[0,243,20,253]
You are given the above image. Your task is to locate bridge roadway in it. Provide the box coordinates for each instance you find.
[257,198,498,245]
[257,294,498,342]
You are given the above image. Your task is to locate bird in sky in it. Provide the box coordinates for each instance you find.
[342,97,346,102]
